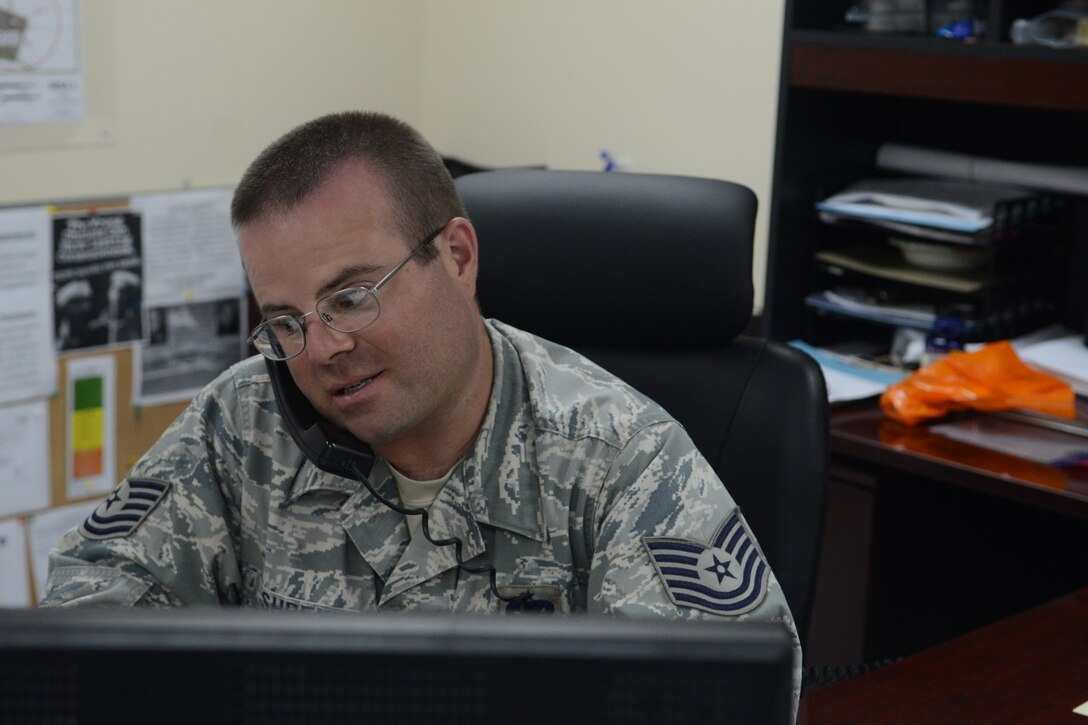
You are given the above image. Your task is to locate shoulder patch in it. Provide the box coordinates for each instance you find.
[79,477,171,541]
[642,509,770,616]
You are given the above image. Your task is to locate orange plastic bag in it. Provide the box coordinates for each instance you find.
[880,340,1075,425]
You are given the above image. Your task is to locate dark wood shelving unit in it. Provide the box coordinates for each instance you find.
[790,34,1088,111]
[768,0,1088,668]
[765,1,1088,346]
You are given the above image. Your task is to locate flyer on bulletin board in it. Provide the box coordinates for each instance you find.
[0,206,57,406]
[52,207,144,353]
[65,354,116,499]
[0,399,50,518]
[0,518,31,607]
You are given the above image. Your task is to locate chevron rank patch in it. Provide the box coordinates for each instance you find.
[79,478,170,541]
[642,509,770,616]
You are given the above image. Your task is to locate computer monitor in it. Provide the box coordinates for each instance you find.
[0,608,794,724]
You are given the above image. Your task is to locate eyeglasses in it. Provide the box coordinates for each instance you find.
[247,223,448,361]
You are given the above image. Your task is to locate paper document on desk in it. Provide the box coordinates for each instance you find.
[789,340,906,404]
[930,416,1088,467]
[816,178,1031,232]
[1015,333,1088,397]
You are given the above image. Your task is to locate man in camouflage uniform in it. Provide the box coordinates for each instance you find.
[43,111,800,706]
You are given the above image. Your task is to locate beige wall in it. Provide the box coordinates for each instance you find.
[418,1,785,310]
[0,0,426,205]
[0,0,784,309]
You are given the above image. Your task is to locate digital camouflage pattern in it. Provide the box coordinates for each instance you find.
[43,320,800,702]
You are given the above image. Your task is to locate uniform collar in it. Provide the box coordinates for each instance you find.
[284,461,360,505]
[458,320,546,542]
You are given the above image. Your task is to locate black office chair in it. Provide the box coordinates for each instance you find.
[457,169,829,649]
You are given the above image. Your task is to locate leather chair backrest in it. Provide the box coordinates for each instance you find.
[458,169,828,647]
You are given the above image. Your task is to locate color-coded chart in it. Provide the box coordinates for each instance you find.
[66,355,115,498]
[72,375,104,478]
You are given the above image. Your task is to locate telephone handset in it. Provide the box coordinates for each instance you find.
[264,357,540,610]
[265,358,375,480]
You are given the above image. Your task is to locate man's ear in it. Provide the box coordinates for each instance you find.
[442,217,480,293]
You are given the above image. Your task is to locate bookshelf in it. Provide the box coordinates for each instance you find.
[764,0,1088,350]
[766,0,1088,667]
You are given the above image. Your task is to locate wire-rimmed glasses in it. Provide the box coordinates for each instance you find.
[247,222,448,361]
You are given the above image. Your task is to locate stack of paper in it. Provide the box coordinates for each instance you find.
[789,340,907,404]
[815,245,987,293]
[816,178,1032,233]
[805,289,936,330]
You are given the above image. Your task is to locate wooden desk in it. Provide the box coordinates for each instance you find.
[830,398,1088,519]
[801,586,1088,723]
[807,398,1088,665]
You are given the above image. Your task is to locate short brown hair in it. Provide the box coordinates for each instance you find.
[231,111,465,262]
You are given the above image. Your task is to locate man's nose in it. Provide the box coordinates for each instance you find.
[303,315,355,362]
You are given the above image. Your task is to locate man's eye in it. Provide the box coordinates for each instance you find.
[329,288,370,313]
[268,318,301,338]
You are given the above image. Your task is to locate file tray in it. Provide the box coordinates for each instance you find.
[816,178,1063,245]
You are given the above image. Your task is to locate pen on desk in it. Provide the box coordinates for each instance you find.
[1051,453,1088,469]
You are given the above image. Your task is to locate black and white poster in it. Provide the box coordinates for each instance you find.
[52,211,143,352]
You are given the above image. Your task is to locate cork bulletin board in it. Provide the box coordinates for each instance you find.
[0,185,246,606]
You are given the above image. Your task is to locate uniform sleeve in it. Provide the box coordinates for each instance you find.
[40,368,249,608]
[586,421,803,714]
